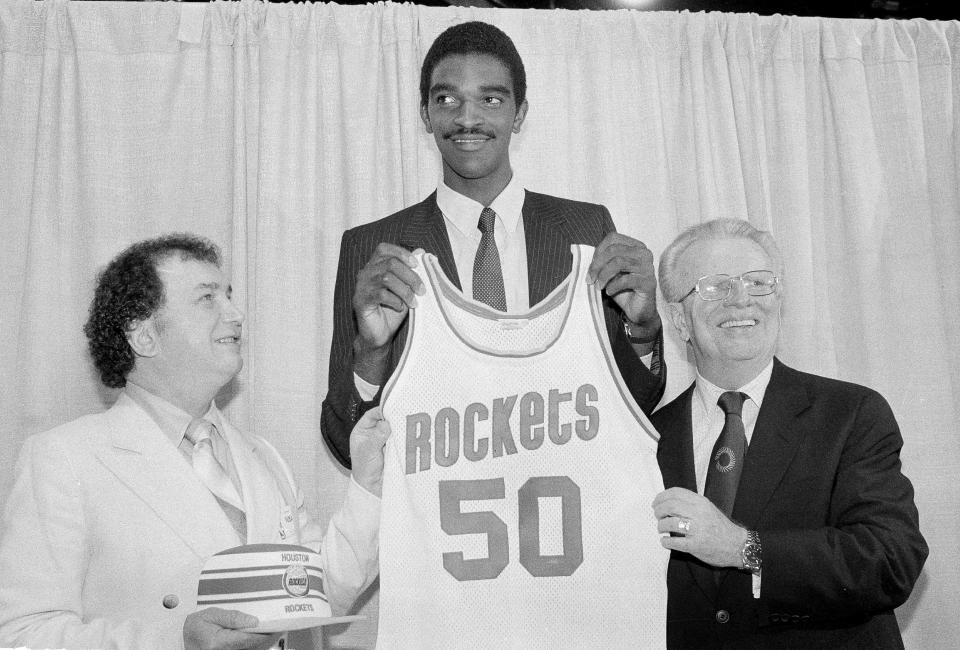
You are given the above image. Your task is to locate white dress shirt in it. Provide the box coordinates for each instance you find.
[125,380,243,495]
[435,174,529,311]
[691,362,773,495]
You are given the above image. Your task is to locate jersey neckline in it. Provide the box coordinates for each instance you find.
[419,245,585,359]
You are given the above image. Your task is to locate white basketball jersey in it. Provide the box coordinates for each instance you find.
[378,245,667,649]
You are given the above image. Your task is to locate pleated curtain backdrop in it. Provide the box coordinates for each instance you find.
[1,0,957,647]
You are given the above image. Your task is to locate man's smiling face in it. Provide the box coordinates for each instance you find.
[670,237,782,384]
[420,53,527,199]
[150,257,245,391]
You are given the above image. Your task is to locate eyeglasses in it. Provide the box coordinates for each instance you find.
[680,270,779,302]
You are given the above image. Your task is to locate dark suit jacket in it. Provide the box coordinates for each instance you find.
[321,190,666,467]
[652,358,927,649]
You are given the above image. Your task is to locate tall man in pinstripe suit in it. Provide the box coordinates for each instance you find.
[321,21,666,468]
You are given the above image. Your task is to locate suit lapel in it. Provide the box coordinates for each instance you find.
[97,394,239,559]
[399,192,460,290]
[654,385,697,492]
[732,359,810,527]
[654,385,718,601]
[522,192,572,305]
[216,415,284,544]
[401,191,573,304]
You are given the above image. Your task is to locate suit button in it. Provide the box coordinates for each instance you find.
[162,594,179,609]
[770,613,780,623]
[791,614,801,623]
[801,615,810,623]
[715,609,730,624]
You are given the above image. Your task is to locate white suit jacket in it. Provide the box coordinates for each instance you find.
[0,393,379,649]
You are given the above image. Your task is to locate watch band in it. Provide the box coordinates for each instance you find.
[621,314,657,345]
[741,529,762,574]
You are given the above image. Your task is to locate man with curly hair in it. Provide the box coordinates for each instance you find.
[0,234,389,650]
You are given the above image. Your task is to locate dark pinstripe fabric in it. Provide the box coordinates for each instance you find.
[320,191,666,468]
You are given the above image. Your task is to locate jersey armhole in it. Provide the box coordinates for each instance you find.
[381,295,417,422]
[587,285,660,443]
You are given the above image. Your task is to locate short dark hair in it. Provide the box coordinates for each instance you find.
[84,233,221,388]
[419,21,527,109]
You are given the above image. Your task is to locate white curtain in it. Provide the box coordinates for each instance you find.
[1,1,956,647]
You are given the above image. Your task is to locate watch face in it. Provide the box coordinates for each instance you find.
[741,533,762,572]
[743,542,761,570]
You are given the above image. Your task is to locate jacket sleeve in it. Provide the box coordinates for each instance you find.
[321,228,378,469]
[597,206,667,415]
[0,435,187,650]
[759,391,928,620]
[300,477,380,616]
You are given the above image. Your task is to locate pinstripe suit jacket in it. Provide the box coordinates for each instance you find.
[321,190,666,468]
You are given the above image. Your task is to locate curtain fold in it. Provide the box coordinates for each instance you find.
[1,1,956,647]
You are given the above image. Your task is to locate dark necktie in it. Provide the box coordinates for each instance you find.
[704,392,748,517]
[472,207,507,311]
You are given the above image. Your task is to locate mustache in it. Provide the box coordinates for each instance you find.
[444,129,495,139]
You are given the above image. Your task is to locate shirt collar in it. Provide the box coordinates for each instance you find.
[694,360,774,413]
[436,174,525,238]
[124,380,220,447]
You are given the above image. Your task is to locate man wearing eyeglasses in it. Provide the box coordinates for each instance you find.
[650,219,926,648]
